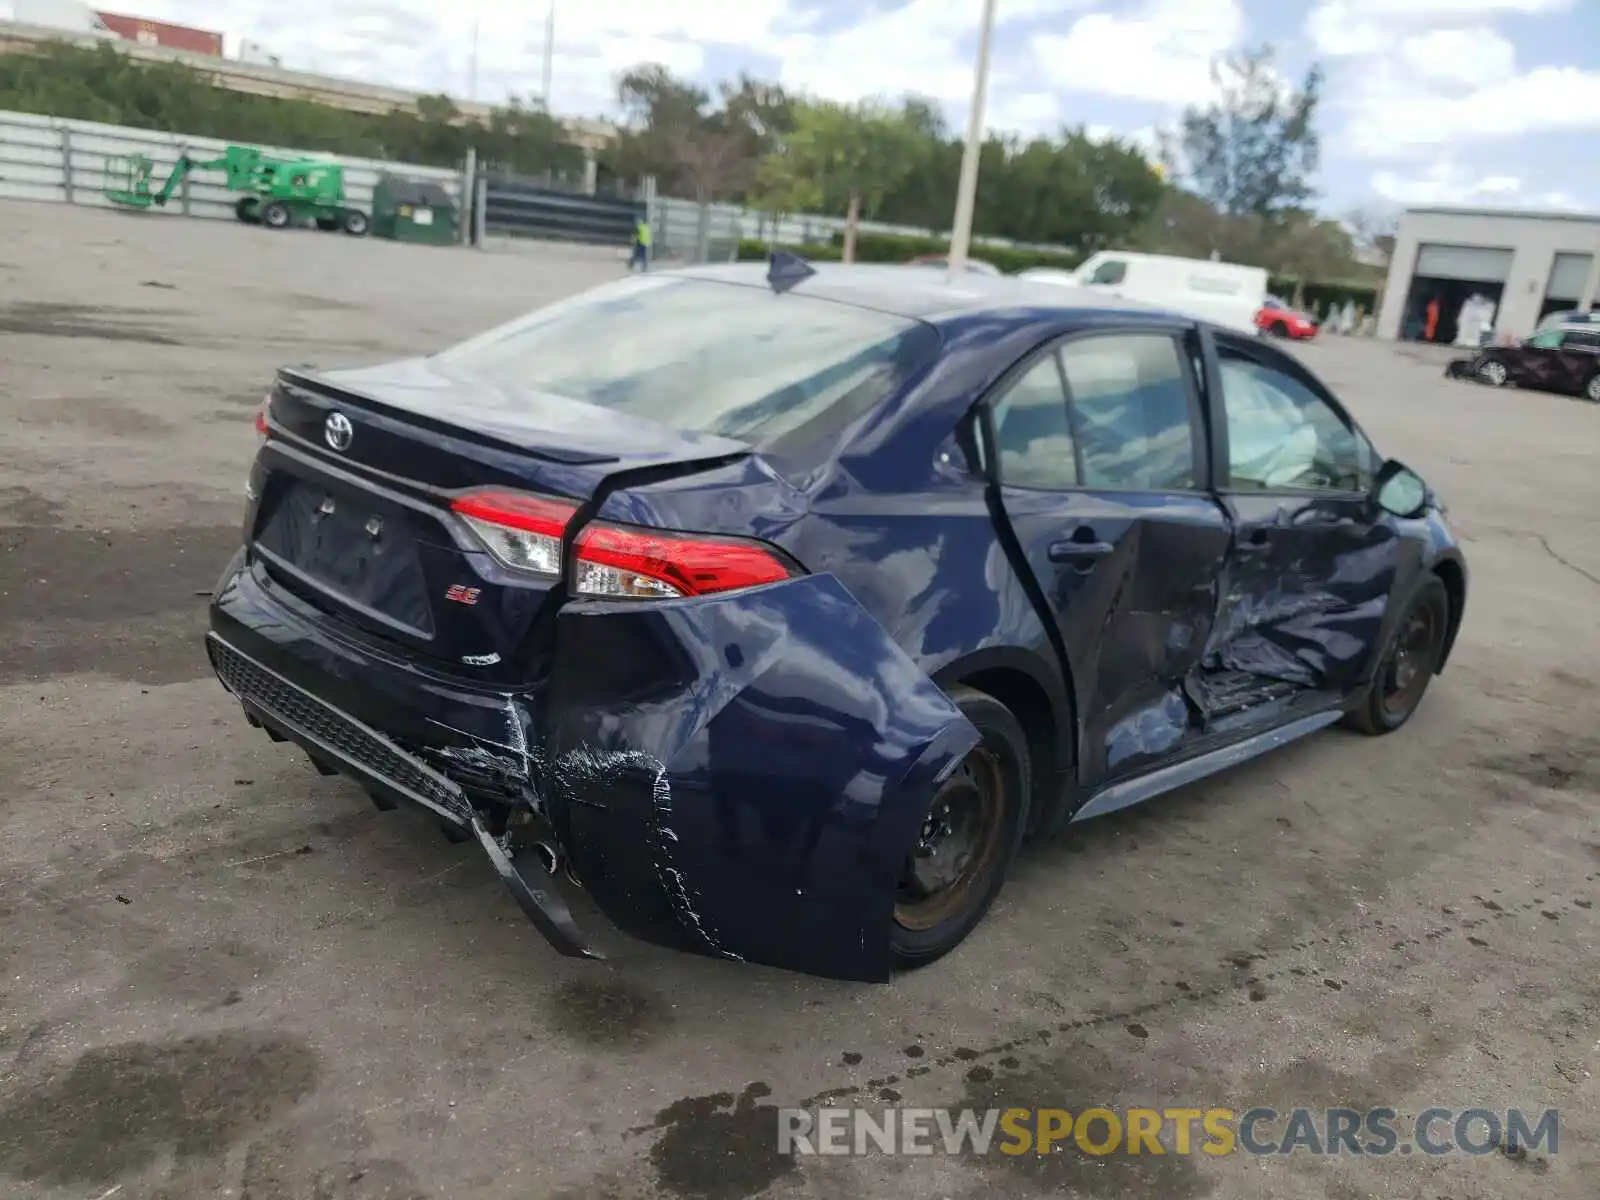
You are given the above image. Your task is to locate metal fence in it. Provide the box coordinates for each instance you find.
[0,107,1081,263]
[0,108,464,225]
[481,174,638,247]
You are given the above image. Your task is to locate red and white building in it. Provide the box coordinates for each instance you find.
[94,9,222,56]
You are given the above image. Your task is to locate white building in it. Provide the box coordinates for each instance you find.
[237,37,280,67]
[1377,206,1600,345]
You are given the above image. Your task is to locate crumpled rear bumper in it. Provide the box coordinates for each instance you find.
[209,553,978,982]
[539,573,980,981]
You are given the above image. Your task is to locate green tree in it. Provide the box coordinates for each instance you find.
[1167,45,1323,221]
[748,151,821,243]
[785,98,922,263]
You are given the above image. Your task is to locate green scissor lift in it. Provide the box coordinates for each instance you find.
[103,145,369,235]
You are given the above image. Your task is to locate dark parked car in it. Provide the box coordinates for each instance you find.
[208,258,1467,982]
[1468,324,1600,402]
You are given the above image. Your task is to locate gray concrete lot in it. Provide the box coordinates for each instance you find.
[1,201,1597,1200]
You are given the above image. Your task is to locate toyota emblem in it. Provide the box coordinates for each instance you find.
[324,411,353,451]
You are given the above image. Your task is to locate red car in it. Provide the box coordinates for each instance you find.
[1256,296,1318,339]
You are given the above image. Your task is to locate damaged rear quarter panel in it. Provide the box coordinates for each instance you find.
[540,573,980,982]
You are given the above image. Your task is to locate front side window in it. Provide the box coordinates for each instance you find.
[1087,259,1128,286]
[990,356,1078,489]
[1218,350,1372,492]
[1526,330,1564,349]
[1058,334,1198,490]
[431,276,938,446]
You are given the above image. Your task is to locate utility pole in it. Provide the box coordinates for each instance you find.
[541,0,556,109]
[469,20,479,102]
[946,0,998,280]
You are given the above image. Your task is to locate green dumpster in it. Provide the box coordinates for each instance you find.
[371,172,459,245]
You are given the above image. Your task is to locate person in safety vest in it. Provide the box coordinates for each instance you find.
[630,215,652,272]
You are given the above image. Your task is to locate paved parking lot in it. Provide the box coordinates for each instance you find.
[1,201,1597,1200]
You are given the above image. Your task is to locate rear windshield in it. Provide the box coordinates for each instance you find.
[431,275,938,445]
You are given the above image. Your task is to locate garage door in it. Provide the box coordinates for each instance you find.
[1546,252,1594,301]
[1415,243,1514,282]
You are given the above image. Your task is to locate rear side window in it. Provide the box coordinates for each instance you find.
[1058,334,1198,490]
[431,276,938,445]
[1563,330,1600,350]
[990,356,1078,489]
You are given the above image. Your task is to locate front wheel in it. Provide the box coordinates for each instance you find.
[341,208,369,236]
[890,685,1029,970]
[1344,575,1450,736]
[260,201,291,229]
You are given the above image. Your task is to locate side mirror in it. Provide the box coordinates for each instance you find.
[1372,459,1429,519]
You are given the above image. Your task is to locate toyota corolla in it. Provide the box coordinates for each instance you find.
[207,257,1467,982]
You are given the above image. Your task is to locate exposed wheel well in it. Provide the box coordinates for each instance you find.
[958,667,1064,837]
[1431,558,1466,671]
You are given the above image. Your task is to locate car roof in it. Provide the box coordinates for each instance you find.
[673,261,1171,324]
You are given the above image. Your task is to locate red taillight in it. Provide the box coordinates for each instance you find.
[450,489,798,599]
[573,522,796,599]
[451,490,577,577]
[254,398,269,437]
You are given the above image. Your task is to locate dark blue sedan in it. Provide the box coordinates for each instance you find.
[206,257,1467,982]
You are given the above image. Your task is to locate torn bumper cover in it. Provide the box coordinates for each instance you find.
[208,559,978,982]
[204,633,599,959]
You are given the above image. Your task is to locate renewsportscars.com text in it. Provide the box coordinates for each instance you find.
[778,1106,1560,1158]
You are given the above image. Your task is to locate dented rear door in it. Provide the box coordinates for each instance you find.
[1203,332,1400,694]
[987,328,1232,791]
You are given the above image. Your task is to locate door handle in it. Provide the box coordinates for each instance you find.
[1234,528,1271,554]
[1048,537,1114,563]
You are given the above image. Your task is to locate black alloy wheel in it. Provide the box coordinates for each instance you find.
[1345,575,1449,736]
[891,685,1029,968]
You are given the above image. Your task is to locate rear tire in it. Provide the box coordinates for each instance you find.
[1266,320,1289,338]
[890,685,1029,970]
[341,208,369,236]
[1344,575,1449,736]
[1477,359,1508,387]
[235,197,260,223]
[1584,372,1600,403]
[260,201,291,229]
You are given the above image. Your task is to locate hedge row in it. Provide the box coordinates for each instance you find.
[736,233,1381,311]
[735,233,1082,274]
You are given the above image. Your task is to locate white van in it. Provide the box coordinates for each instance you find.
[1019,251,1267,336]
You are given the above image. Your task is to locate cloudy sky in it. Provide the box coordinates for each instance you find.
[123,0,1600,213]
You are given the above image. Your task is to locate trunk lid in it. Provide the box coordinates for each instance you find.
[248,360,749,679]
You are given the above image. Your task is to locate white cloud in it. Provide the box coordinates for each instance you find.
[1347,60,1600,155]
[1398,27,1517,87]
[1031,0,1244,106]
[1371,159,1585,209]
[122,0,795,116]
[122,0,1117,128]
[1306,0,1600,158]
[765,0,1089,109]
[1308,0,1573,54]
